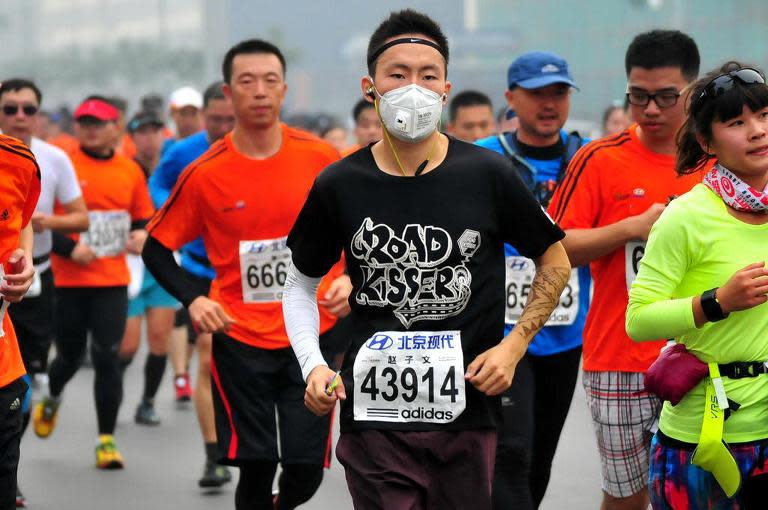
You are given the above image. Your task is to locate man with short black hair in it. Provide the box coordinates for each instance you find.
[548,30,703,510]
[283,10,571,509]
[0,80,89,364]
[0,133,39,510]
[447,89,495,142]
[0,77,88,507]
[476,50,590,510]
[143,39,350,509]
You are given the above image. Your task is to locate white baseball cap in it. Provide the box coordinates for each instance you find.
[169,86,203,110]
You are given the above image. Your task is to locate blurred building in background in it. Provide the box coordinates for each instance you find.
[1,0,765,133]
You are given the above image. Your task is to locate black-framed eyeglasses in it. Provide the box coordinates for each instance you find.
[695,68,766,108]
[2,104,38,116]
[625,89,681,109]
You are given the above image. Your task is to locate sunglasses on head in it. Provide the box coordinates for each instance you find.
[2,104,39,116]
[693,68,766,112]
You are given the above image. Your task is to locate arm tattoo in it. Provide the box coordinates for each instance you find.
[512,266,571,344]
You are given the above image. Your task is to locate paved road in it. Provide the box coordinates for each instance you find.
[19,343,602,509]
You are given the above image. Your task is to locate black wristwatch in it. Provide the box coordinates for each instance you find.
[701,288,729,322]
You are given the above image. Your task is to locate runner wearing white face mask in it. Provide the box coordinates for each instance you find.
[371,82,445,143]
[282,9,572,510]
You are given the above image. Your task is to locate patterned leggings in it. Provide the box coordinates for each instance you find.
[649,432,768,509]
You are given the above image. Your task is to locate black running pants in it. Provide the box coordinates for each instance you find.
[493,346,582,510]
[48,286,127,435]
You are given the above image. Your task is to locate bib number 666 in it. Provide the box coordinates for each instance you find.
[246,260,287,289]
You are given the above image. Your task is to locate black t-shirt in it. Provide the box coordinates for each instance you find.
[513,132,564,160]
[288,137,565,433]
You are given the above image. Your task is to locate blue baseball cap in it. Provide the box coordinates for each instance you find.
[507,51,578,90]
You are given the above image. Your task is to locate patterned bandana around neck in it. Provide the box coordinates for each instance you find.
[703,163,768,213]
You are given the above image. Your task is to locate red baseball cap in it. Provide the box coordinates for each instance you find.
[74,99,119,122]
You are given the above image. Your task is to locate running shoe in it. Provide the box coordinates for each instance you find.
[221,464,233,483]
[95,435,124,470]
[15,486,26,507]
[174,374,192,402]
[32,396,60,438]
[134,400,161,426]
[198,460,232,488]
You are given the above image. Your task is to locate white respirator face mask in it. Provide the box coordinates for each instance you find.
[374,83,444,143]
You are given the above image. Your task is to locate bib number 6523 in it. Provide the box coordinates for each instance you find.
[504,256,579,326]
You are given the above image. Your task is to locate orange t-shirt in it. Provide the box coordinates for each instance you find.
[51,148,154,287]
[547,126,704,373]
[341,144,362,157]
[0,135,41,387]
[48,133,79,154]
[118,134,137,159]
[148,125,344,349]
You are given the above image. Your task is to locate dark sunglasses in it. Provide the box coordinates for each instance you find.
[694,68,766,111]
[2,104,38,116]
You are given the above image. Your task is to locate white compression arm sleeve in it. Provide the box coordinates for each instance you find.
[282,262,327,381]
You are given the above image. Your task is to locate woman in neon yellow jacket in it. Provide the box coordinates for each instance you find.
[627,62,768,509]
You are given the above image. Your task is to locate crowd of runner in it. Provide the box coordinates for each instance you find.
[0,8,767,510]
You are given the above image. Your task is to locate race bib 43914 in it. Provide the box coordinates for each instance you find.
[353,330,465,424]
[239,237,291,304]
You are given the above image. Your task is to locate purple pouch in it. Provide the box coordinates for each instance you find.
[644,343,709,405]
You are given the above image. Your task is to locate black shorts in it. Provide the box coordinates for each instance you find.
[173,270,212,344]
[336,428,497,510]
[7,268,55,373]
[210,333,333,467]
[0,378,27,509]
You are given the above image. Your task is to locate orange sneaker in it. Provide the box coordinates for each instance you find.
[32,397,59,438]
[95,435,124,470]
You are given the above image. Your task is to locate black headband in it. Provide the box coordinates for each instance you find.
[367,37,447,68]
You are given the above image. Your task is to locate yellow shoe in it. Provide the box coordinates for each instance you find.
[32,397,59,438]
[95,435,124,470]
